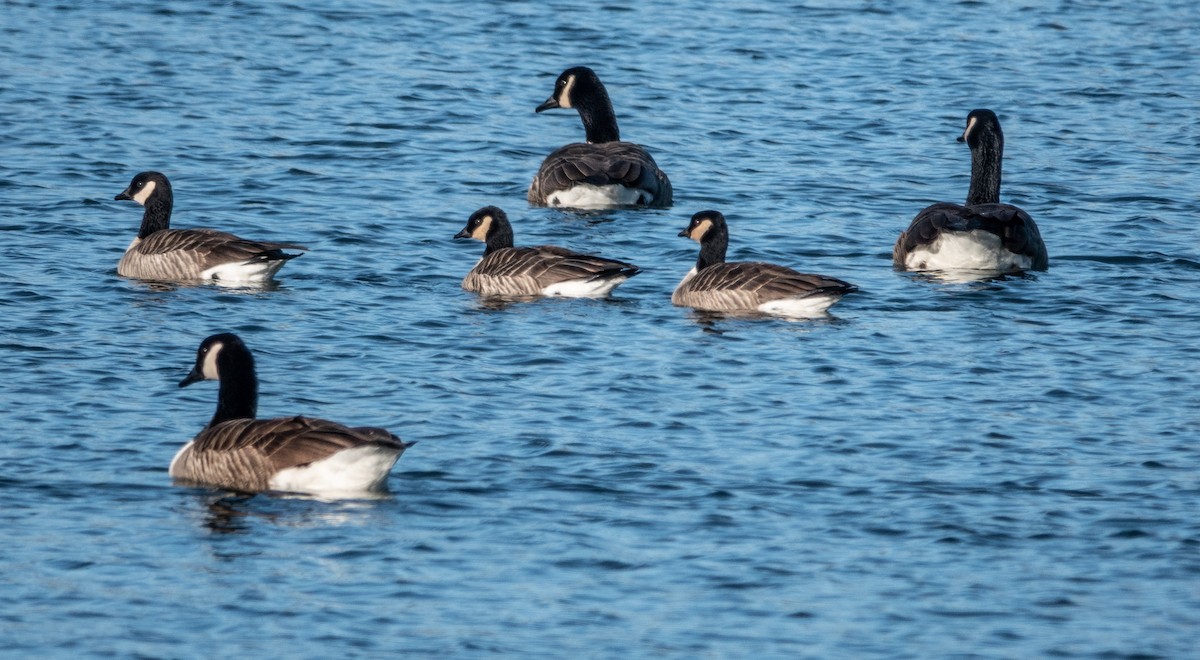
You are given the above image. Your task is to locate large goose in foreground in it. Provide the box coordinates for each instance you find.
[172,333,412,495]
[674,210,857,318]
[454,206,640,298]
[894,109,1048,274]
[114,171,307,283]
[528,66,672,209]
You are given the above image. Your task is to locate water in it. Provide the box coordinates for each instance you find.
[2,0,1198,656]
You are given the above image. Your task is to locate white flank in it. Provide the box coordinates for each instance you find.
[757,295,840,319]
[200,258,287,283]
[269,444,402,495]
[547,184,649,209]
[541,275,629,298]
[904,230,1033,273]
[672,267,698,302]
[672,266,700,297]
[168,440,194,477]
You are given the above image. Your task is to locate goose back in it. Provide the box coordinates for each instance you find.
[894,201,1048,271]
[529,142,673,208]
[170,416,408,493]
[464,245,639,297]
[119,228,307,281]
[673,262,856,311]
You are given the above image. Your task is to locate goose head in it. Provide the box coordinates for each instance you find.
[535,66,620,144]
[115,171,172,207]
[679,210,727,243]
[180,333,252,388]
[958,108,1002,149]
[455,206,514,253]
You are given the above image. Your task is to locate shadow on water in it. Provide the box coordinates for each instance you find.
[899,268,1042,286]
[200,493,260,535]
[466,292,641,312]
[122,278,289,294]
[684,308,850,333]
[191,490,394,536]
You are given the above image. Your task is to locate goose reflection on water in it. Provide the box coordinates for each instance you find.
[195,492,391,537]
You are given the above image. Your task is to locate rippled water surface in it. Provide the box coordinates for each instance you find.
[2,1,1199,657]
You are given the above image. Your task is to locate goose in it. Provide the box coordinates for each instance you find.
[894,109,1048,273]
[674,210,857,318]
[454,206,640,298]
[528,66,673,209]
[172,333,413,495]
[114,171,307,283]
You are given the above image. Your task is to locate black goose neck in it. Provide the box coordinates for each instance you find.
[210,354,257,427]
[966,126,1004,206]
[578,88,621,144]
[484,215,515,255]
[138,189,174,239]
[696,225,729,271]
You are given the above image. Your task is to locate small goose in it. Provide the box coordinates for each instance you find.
[173,333,413,495]
[454,206,640,298]
[674,210,857,318]
[529,66,673,209]
[114,171,307,283]
[894,109,1048,273]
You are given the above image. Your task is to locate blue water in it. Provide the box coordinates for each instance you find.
[2,0,1198,656]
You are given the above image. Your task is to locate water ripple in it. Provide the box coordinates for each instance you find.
[1,0,1198,657]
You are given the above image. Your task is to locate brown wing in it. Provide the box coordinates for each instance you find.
[463,246,640,296]
[172,416,407,492]
[529,142,672,207]
[136,228,307,259]
[894,202,1047,268]
[674,261,856,310]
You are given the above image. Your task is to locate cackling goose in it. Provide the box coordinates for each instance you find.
[454,206,640,298]
[674,210,856,318]
[114,171,307,283]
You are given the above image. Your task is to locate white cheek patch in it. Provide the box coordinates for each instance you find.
[962,116,978,142]
[201,342,223,380]
[472,215,493,241]
[132,180,157,205]
[690,219,713,242]
[559,74,576,109]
